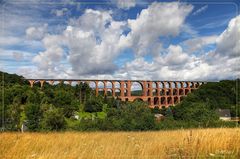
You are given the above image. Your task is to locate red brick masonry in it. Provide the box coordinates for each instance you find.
[26,79,206,108]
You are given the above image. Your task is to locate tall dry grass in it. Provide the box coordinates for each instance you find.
[0,128,240,159]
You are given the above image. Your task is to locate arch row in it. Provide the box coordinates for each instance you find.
[27,79,206,108]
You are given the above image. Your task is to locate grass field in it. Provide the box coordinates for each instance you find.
[0,128,240,159]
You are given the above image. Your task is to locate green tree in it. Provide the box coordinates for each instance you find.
[25,103,42,131]
[41,107,66,131]
[84,97,103,113]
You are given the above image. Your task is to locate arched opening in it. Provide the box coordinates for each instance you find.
[167,97,172,105]
[165,82,170,88]
[176,82,181,88]
[114,81,120,89]
[98,81,104,96]
[159,82,164,89]
[106,81,112,89]
[131,82,143,96]
[134,98,143,102]
[190,82,194,88]
[161,97,166,105]
[115,88,121,96]
[185,89,190,95]
[107,89,113,96]
[174,96,179,104]
[148,98,151,105]
[152,82,157,89]
[183,82,187,88]
[33,80,40,87]
[89,81,96,89]
[166,89,171,96]
[125,98,129,102]
[179,88,184,95]
[71,81,78,86]
[195,82,200,88]
[147,83,151,88]
[98,81,104,88]
[154,97,159,105]
[160,89,165,96]
[180,82,184,88]
[152,89,157,96]
[180,96,184,101]
[173,88,178,95]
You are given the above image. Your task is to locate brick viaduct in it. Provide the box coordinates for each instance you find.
[26,79,206,108]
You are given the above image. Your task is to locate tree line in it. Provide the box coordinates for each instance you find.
[0,71,239,131]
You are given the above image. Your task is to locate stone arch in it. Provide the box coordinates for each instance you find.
[160,89,165,96]
[154,97,159,105]
[46,80,54,85]
[190,82,194,88]
[185,89,190,95]
[98,81,104,88]
[98,81,104,96]
[71,81,78,86]
[152,82,157,89]
[161,97,166,105]
[173,88,178,95]
[115,88,121,96]
[174,96,179,104]
[63,81,69,85]
[107,88,113,96]
[88,81,96,88]
[106,81,112,88]
[176,82,181,88]
[179,88,184,95]
[147,82,151,88]
[167,97,173,105]
[133,98,143,102]
[152,89,157,96]
[166,89,171,96]
[131,81,143,96]
[165,82,170,88]
[183,82,187,88]
[114,81,120,88]
[159,82,164,88]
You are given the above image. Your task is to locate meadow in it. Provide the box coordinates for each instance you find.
[0,128,240,159]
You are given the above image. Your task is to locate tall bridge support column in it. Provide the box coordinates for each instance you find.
[112,81,115,97]
[103,81,107,96]
[40,80,45,88]
[29,80,35,88]
[120,81,125,98]
[127,80,131,97]
[95,81,98,96]
[142,81,147,96]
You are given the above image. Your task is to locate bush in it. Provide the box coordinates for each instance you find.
[25,103,42,131]
[173,102,219,123]
[84,97,103,113]
[41,107,66,131]
[103,101,155,131]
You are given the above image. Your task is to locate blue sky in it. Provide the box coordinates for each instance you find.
[0,0,239,81]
